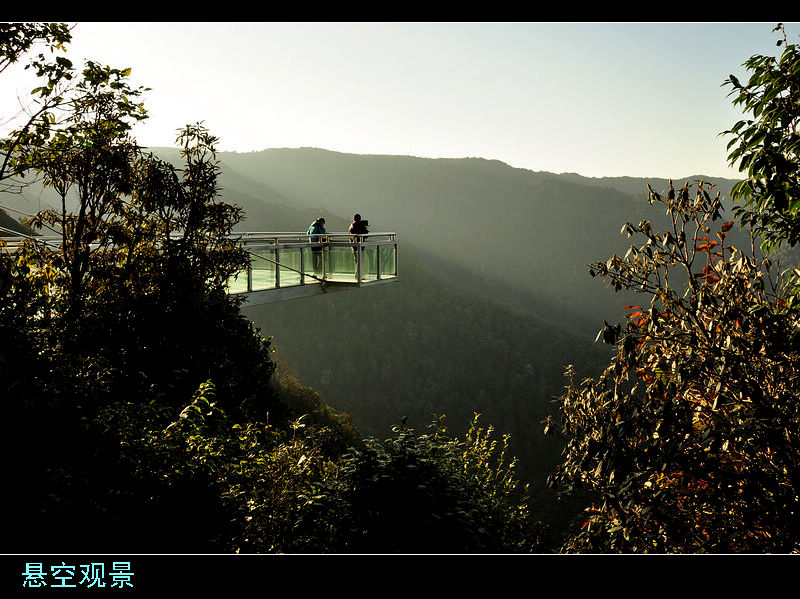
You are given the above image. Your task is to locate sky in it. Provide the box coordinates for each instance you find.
[3,21,800,179]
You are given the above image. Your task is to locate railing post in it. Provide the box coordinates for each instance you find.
[275,247,280,288]
[246,244,253,292]
[356,241,362,285]
[376,243,381,280]
[300,246,305,285]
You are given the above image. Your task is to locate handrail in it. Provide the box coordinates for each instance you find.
[1,231,397,247]
[1,229,400,297]
[232,231,396,236]
[231,232,397,244]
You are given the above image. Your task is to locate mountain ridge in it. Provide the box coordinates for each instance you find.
[206,147,743,338]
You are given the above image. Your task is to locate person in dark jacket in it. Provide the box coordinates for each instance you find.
[307,217,326,276]
[348,214,369,278]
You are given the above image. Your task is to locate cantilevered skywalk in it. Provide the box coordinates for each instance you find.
[0,228,399,305]
[229,231,399,305]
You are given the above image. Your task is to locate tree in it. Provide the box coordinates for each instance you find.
[330,414,546,553]
[548,178,800,552]
[0,23,74,189]
[19,61,148,314]
[724,24,800,251]
[1,29,287,551]
[0,23,71,75]
[547,23,800,555]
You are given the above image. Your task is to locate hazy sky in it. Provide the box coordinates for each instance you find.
[3,21,799,179]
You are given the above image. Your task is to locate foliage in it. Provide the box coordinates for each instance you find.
[0,23,71,74]
[724,24,800,251]
[107,381,344,553]
[270,356,361,455]
[548,179,800,552]
[106,387,544,553]
[548,24,800,554]
[10,118,272,416]
[0,235,50,406]
[0,26,285,550]
[335,414,546,553]
[0,23,74,188]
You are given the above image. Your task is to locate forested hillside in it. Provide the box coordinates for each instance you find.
[244,248,610,531]
[200,149,774,539]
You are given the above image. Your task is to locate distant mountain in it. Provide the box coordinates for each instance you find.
[557,172,738,198]
[211,147,745,337]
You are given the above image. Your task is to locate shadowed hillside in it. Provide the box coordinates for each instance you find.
[241,245,610,537]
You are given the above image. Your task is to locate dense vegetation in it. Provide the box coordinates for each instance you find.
[548,24,800,552]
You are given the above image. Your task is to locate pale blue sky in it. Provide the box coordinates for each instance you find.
[3,21,799,179]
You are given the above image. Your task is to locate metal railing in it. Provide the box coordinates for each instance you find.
[228,232,399,294]
[1,228,399,295]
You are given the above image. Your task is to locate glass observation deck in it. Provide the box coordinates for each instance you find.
[0,228,399,305]
[227,231,399,304]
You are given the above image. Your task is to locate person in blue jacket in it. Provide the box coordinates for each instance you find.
[307,217,326,276]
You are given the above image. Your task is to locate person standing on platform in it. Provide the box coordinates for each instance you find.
[307,217,327,277]
[348,213,369,279]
